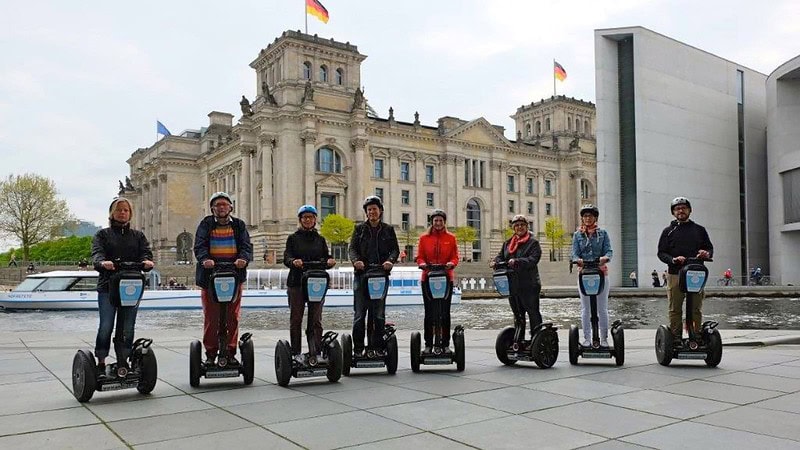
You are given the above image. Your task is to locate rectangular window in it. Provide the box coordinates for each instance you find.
[400,162,410,181]
[472,160,479,187]
[508,200,515,213]
[231,174,236,191]
[527,201,534,214]
[401,190,410,205]
[545,203,552,216]
[401,213,410,231]
[783,168,800,224]
[507,175,515,192]
[544,179,553,196]
[527,177,535,194]
[425,165,434,183]
[320,194,336,218]
[426,192,434,207]
[464,159,471,186]
[374,159,384,179]
[736,69,744,105]
[375,187,383,200]
[480,161,486,188]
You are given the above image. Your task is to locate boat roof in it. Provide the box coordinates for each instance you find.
[27,270,99,278]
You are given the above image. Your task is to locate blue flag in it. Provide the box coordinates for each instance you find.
[157,120,171,136]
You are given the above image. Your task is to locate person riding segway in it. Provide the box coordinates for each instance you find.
[340,196,400,375]
[72,198,157,402]
[410,209,464,372]
[491,215,558,369]
[189,192,254,387]
[655,197,721,367]
[568,204,623,365]
[274,205,342,386]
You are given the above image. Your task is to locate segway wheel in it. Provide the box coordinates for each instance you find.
[568,325,579,365]
[189,340,202,387]
[454,331,466,372]
[72,349,97,402]
[327,339,343,382]
[274,340,292,387]
[241,338,255,385]
[705,329,723,368]
[532,328,559,369]
[612,326,625,367]
[495,326,516,366]
[341,334,352,376]
[655,325,673,366]
[136,348,158,394]
[386,334,398,375]
[410,331,421,373]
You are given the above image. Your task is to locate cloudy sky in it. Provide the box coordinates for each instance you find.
[1,0,798,236]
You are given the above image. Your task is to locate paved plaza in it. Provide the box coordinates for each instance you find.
[1,328,799,449]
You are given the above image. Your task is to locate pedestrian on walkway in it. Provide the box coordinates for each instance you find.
[7,251,17,267]
[629,270,637,287]
[651,269,661,287]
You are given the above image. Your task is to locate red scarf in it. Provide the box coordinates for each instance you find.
[508,232,530,255]
[578,223,598,235]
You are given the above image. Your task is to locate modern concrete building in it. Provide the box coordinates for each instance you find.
[123,31,597,263]
[767,55,800,286]
[595,26,769,286]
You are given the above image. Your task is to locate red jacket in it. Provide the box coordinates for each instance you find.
[416,228,459,281]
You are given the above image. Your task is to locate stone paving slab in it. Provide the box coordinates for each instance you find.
[694,405,800,441]
[369,397,508,431]
[653,378,783,404]
[525,402,678,439]
[621,420,800,449]
[269,410,418,449]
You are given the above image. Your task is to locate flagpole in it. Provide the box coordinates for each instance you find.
[304,0,308,34]
[553,59,556,97]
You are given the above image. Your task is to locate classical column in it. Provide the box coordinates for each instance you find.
[158,173,167,246]
[491,161,503,231]
[350,137,368,217]
[142,183,150,234]
[240,148,253,224]
[259,135,276,222]
[414,153,425,227]
[569,169,584,232]
[387,149,399,225]
[454,156,465,225]
[301,131,317,206]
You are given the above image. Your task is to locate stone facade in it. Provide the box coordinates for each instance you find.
[123,31,596,263]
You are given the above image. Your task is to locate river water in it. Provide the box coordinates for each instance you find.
[2,296,798,332]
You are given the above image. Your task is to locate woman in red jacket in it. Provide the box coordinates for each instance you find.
[416,209,459,353]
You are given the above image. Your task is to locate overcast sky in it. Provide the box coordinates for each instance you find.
[1,0,798,238]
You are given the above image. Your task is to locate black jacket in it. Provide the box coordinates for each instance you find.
[91,222,153,292]
[657,219,714,274]
[494,232,543,291]
[283,228,332,287]
[348,221,400,270]
[193,215,253,288]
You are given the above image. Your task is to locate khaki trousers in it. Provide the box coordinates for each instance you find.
[667,273,704,337]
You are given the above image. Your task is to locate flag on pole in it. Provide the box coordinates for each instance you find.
[306,0,329,23]
[157,120,171,136]
[554,61,567,81]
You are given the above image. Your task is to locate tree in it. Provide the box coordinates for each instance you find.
[319,214,355,260]
[453,226,477,261]
[398,226,421,249]
[0,174,71,261]
[544,216,569,261]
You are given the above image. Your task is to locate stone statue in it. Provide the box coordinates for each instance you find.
[262,81,277,105]
[552,134,559,150]
[351,87,364,112]
[240,95,253,116]
[388,107,394,121]
[301,80,314,103]
[414,111,420,125]
[176,231,193,263]
[517,130,522,141]
[118,180,125,195]
[569,136,580,149]
[125,176,134,190]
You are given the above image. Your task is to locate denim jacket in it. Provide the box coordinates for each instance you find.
[571,228,612,263]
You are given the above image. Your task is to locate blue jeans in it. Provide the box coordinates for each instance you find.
[352,275,386,351]
[95,292,138,360]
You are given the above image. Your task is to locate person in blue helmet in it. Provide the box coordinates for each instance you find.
[283,205,336,363]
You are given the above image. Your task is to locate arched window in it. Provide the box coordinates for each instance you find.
[575,119,581,133]
[584,120,590,134]
[525,123,531,137]
[535,120,541,135]
[315,147,342,173]
[302,61,312,80]
[466,198,482,262]
[567,117,572,131]
[545,118,551,131]
[319,65,328,82]
[580,179,591,199]
[335,68,344,85]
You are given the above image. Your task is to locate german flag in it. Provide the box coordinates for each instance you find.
[554,61,567,81]
[306,0,329,24]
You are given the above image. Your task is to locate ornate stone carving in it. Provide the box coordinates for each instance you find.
[569,169,585,179]
[300,130,317,144]
[259,134,277,147]
[158,173,167,182]
[240,95,253,116]
[301,80,314,103]
[350,137,368,151]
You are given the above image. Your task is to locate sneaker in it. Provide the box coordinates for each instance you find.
[227,356,240,366]
[293,354,306,364]
[581,339,591,348]
[443,347,453,354]
[96,362,106,373]
[204,356,216,367]
[423,346,432,354]
[354,348,364,358]
[600,339,609,347]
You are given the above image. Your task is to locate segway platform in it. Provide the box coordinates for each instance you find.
[410,265,465,372]
[275,331,342,386]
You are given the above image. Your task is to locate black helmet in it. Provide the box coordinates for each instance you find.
[362,195,384,212]
[670,196,691,212]
[579,204,599,217]
[430,209,447,221]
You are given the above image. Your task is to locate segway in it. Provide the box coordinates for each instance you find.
[72,261,157,402]
[655,257,722,367]
[492,261,559,369]
[411,264,465,372]
[341,264,399,375]
[568,260,624,366]
[189,262,254,387]
[275,260,342,386]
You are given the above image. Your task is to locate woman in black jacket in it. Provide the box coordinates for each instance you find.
[91,197,154,371]
[284,205,335,363]
[491,215,543,340]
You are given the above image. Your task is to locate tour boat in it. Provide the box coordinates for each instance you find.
[0,267,461,311]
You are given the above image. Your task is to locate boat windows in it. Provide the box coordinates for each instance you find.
[35,277,78,291]
[13,278,45,292]
[69,278,98,291]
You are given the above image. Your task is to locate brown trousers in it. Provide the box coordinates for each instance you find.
[666,273,704,338]
[288,286,324,354]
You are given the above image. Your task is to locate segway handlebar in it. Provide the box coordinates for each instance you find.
[301,260,331,271]
[580,259,601,269]
[492,260,512,271]
[112,260,151,272]
[419,263,448,271]
[684,257,713,264]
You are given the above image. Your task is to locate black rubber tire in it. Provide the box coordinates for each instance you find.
[189,340,202,387]
[136,348,158,394]
[532,328,559,369]
[410,331,421,373]
[327,339,343,382]
[612,326,625,366]
[568,325,579,365]
[72,349,97,402]
[655,325,673,366]
[495,326,516,366]
[341,334,352,376]
[386,335,398,375]
[241,338,255,385]
[705,329,723,368]
[454,331,465,372]
[275,340,292,387]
